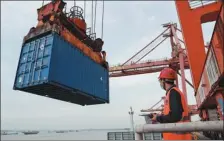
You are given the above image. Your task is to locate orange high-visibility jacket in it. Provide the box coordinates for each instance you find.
[163,87,192,140]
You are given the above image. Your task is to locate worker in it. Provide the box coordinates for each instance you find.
[151,67,192,140]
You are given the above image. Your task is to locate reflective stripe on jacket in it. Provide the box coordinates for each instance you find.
[162,87,192,140]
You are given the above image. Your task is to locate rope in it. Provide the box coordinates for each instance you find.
[94,0,97,34]
[101,0,104,39]
[42,0,44,6]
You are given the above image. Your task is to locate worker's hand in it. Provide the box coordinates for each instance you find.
[151,113,157,121]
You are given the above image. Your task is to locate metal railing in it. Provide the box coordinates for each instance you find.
[135,120,223,140]
[188,0,218,9]
[109,57,169,68]
[139,57,169,64]
[86,27,96,40]
[197,70,207,105]
[107,132,135,140]
[205,47,220,87]
[195,91,202,107]
[109,65,169,75]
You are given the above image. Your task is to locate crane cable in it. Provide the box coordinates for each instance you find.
[91,0,94,34]
[85,0,104,39]
[101,0,104,39]
[93,0,97,34]
[84,0,86,20]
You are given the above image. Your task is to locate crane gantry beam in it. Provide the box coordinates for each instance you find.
[109,57,189,77]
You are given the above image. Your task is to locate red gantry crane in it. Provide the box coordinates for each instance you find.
[109,23,197,115]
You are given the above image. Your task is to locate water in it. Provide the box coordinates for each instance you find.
[1,131,111,140]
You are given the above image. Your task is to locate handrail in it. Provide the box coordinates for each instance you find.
[188,0,218,9]
[135,120,223,133]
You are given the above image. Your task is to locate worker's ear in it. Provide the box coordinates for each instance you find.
[159,79,165,90]
[163,79,167,90]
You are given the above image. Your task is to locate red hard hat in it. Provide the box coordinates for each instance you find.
[159,68,177,80]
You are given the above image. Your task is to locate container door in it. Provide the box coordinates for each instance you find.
[15,41,36,88]
[15,35,53,88]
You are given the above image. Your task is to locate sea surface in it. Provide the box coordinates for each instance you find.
[1,130,113,140]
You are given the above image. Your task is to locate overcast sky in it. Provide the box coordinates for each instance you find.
[1,1,215,130]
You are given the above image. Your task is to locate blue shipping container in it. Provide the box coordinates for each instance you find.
[13,32,109,106]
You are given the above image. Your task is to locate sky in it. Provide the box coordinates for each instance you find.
[1,1,215,130]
